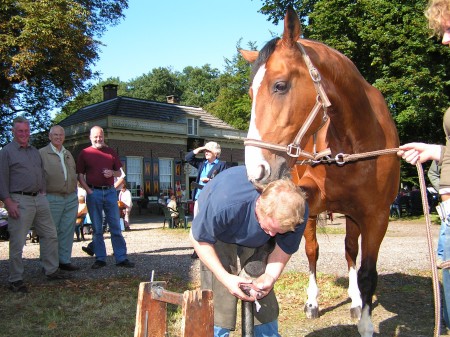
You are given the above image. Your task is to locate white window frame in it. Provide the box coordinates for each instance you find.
[126,156,143,199]
[159,158,173,195]
[187,118,199,136]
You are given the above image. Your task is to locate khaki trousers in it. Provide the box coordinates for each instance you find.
[8,193,59,282]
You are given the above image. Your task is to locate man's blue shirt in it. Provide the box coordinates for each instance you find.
[192,166,308,255]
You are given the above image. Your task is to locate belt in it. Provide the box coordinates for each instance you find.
[11,191,39,196]
[88,184,113,190]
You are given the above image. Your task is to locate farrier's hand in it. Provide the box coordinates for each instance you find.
[222,273,254,302]
[249,273,276,300]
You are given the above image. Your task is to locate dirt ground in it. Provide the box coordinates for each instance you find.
[0,213,447,336]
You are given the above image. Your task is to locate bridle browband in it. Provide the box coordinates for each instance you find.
[244,42,333,164]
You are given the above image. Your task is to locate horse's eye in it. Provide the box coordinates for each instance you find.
[274,81,288,93]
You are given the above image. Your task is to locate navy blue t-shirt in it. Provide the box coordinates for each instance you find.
[192,166,308,255]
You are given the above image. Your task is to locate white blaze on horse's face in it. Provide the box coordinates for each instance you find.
[245,64,271,182]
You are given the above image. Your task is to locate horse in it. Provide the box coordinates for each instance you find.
[240,7,400,337]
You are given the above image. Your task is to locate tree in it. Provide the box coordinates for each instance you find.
[179,65,220,107]
[0,0,128,147]
[127,67,182,102]
[255,0,450,185]
[206,40,257,130]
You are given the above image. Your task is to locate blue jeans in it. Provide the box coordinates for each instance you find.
[438,220,446,260]
[86,187,128,263]
[443,221,450,327]
[214,320,280,337]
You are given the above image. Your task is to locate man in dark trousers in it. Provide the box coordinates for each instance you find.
[190,165,308,337]
[185,141,228,258]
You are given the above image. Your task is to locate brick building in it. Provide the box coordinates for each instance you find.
[59,84,246,202]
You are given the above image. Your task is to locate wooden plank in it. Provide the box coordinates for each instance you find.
[134,282,167,337]
[181,289,214,337]
[151,286,184,306]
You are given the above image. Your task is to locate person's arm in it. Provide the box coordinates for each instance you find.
[78,174,92,194]
[189,230,254,301]
[397,143,443,164]
[249,243,291,299]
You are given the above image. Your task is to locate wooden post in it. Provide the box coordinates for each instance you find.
[134,281,213,337]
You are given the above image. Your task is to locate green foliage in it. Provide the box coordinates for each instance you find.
[0,0,128,147]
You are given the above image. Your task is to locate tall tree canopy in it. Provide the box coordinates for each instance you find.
[0,0,128,146]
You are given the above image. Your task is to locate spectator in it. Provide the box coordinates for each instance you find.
[190,166,308,336]
[118,182,133,231]
[397,0,450,328]
[167,195,179,226]
[185,141,229,258]
[81,169,125,256]
[76,126,134,269]
[0,117,67,293]
[39,125,80,271]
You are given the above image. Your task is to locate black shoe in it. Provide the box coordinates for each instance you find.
[47,269,70,280]
[9,280,28,293]
[82,246,94,256]
[116,259,135,268]
[191,251,199,259]
[59,263,80,271]
[91,260,106,269]
[125,227,131,231]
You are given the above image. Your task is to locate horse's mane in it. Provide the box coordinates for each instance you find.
[250,37,280,82]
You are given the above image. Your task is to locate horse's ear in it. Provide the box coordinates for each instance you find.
[239,49,259,63]
[282,6,301,47]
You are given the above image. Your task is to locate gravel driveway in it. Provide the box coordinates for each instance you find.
[0,213,440,287]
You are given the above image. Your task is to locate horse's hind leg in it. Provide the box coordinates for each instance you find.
[303,218,320,319]
[345,216,363,319]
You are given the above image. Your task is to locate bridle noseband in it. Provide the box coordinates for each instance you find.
[244,42,332,164]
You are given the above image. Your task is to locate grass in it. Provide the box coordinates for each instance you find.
[0,269,442,337]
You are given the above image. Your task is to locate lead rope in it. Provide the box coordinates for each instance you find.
[417,162,441,337]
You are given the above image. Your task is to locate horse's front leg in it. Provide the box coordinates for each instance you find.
[356,210,389,337]
[345,216,362,319]
[303,217,320,318]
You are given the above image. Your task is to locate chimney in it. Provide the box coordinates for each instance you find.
[103,84,118,101]
[166,95,180,104]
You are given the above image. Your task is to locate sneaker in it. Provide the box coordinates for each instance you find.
[116,259,135,268]
[91,260,106,269]
[82,246,94,256]
[9,280,28,293]
[47,269,70,280]
[59,263,80,271]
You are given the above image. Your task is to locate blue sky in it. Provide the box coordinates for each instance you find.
[92,0,282,82]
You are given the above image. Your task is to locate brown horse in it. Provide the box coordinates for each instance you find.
[241,7,400,337]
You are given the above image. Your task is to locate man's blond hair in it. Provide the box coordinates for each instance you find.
[257,178,307,232]
[425,0,450,37]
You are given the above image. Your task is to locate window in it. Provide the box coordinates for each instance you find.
[126,157,143,198]
[187,118,199,136]
[159,158,173,194]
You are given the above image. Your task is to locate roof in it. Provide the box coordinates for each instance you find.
[59,96,236,130]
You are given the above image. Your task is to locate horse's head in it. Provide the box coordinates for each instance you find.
[241,7,330,185]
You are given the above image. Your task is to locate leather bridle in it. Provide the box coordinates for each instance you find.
[244,42,333,164]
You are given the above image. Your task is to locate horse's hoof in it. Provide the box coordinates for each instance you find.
[304,303,319,319]
[350,306,362,319]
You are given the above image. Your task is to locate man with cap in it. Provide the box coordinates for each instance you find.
[185,141,229,258]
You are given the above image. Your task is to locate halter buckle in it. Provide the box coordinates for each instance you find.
[287,143,301,157]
